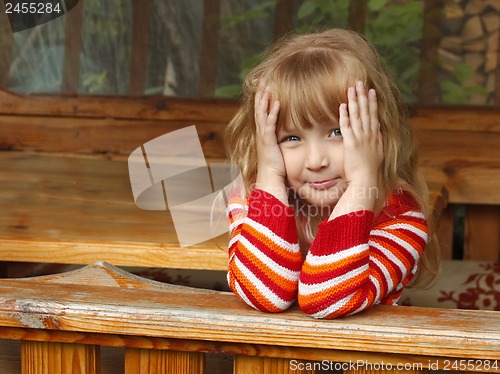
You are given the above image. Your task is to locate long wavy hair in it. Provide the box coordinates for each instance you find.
[225,28,439,287]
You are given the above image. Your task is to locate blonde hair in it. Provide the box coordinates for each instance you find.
[225,28,439,287]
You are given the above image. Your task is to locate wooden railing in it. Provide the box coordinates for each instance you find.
[0,262,498,374]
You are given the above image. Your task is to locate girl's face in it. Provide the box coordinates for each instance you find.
[277,117,347,211]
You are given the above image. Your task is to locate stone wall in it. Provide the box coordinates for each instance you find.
[440,0,499,105]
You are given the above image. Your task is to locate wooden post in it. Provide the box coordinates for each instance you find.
[274,0,294,40]
[0,1,13,88]
[416,0,443,105]
[437,205,454,260]
[348,0,368,34]
[128,0,151,97]
[197,0,221,97]
[345,369,428,374]
[125,348,204,374]
[61,0,84,94]
[21,341,99,374]
[495,26,500,107]
[234,356,314,374]
[464,205,500,261]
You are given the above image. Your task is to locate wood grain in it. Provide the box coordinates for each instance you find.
[124,349,204,374]
[21,341,99,374]
[0,153,447,270]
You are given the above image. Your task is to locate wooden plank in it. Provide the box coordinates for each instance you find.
[348,0,368,34]
[495,24,500,106]
[464,205,500,262]
[274,0,295,40]
[1,112,499,199]
[0,116,227,159]
[128,0,151,97]
[61,0,84,94]
[409,106,500,132]
[0,153,228,270]
[428,182,448,232]
[345,369,427,374]
[21,341,99,374]
[0,153,447,270]
[0,89,238,122]
[416,0,443,104]
[437,205,454,260]
[125,349,204,374]
[417,129,500,205]
[198,0,221,97]
[234,356,313,374]
[1,327,498,372]
[1,89,499,130]
[0,263,499,364]
[0,4,13,88]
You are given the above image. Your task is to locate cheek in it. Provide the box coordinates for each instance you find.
[332,144,345,171]
[281,149,302,178]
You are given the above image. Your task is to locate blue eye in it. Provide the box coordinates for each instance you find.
[281,135,300,142]
[329,129,342,137]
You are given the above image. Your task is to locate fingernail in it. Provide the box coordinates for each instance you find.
[357,81,364,88]
[369,89,376,96]
[349,87,356,97]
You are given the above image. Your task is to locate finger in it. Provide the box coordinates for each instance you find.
[368,88,379,132]
[254,82,264,116]
[355,81,370,133]
[267,100,280,127]
[255,86,270,128]
[347,86,361,137]
[339,102,351,139]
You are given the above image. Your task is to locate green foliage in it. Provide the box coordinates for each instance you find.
[365,0,423,101]
[296,0,350,31]
[81,71,108,94]
[218,0,424,101]
[222,1,275,29]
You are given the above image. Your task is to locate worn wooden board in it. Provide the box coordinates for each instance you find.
[0,152,228,270]
[0,263,498,366]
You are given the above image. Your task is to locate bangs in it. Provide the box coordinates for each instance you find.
[272,49,367,131]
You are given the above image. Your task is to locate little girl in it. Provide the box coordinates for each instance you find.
[224,28,438,319]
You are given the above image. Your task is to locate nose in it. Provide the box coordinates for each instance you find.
[305,144,329,171]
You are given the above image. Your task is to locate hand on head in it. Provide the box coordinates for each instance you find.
[339,81,383,188]
[254,81,289,203]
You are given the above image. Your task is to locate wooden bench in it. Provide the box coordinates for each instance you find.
[0,89,498,268]
[0,261,499,374]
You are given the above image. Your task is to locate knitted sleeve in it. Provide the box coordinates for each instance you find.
[226,189,303,312]
[298,197,428,319]
[298,199,427,318]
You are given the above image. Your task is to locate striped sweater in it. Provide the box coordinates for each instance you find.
[227,188,428,319]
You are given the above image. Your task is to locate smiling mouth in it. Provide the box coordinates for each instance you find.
[308,178,339,190]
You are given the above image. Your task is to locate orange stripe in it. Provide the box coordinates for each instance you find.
[229,264,283,312]
[232,242,298,294]
[243,224,301,263]
[300,251,367,275]
[298,270,368,306]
